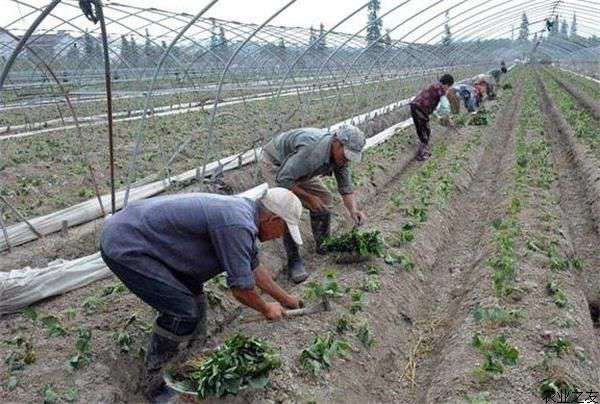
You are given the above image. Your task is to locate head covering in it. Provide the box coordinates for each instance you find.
[260,187,303,245]
[335,125,366,162]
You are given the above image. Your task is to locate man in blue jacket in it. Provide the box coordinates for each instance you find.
[100,187,303,396]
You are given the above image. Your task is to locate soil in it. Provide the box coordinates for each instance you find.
[2,67,600,404]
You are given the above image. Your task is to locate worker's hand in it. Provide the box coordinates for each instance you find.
[282,295,303,310]
[350,210,366,227]
[263,302,285,321]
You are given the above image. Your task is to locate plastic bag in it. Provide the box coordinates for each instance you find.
[436,95,451,117]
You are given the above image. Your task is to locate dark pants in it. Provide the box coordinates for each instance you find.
[100,249,202,337]
[410,104,430,145]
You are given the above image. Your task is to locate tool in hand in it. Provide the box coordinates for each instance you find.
[240,296,331,323]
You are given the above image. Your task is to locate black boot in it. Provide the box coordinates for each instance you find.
[416,143,428,161]
[282,232,308,283]
[141,331,181,400]
[310,212,331,254]
[145,331,181,372]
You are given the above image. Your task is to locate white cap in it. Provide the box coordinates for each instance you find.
[260,187,303,245]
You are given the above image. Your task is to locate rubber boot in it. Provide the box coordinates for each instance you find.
[282,232,308,283]
[416,143,428,161]
[310,212,331,255]
[142,331,181,400]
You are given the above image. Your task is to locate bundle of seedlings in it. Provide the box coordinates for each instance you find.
[502,83,513,90]
[165,334,281,399]
[321,228,385,263]
[468,108,491,126]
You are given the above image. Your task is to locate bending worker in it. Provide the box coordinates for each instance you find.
[410,74,455,161]
[99,188,304,396]
[261,125,367,283]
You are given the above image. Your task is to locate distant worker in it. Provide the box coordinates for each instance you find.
[453,84,478,113]
[261,125,367,282]
[99,188,304,397]
[409,74,455,161]
[501,61,508,74]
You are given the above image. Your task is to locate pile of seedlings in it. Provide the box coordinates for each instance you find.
[321,228,385,259]
[468,108,491,126]
[166,334,281,399]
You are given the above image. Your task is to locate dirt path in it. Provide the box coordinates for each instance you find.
[544,68,600,120]
[538,74,600,323]
[407,74,524,403]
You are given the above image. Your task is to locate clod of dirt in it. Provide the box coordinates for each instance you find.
[588,300,600,327]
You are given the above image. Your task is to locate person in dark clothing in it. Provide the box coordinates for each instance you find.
[409,74,455,161]
[99,188,304,398]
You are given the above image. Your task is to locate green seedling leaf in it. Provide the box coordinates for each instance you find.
[22,307,38,322]
[62,388,79,403]
[172,334,280,399]
[40,316,67,337]
[322,228,385,257]
[299,334,350,376]
[356,324,375,349]
[81,296,103,316]
[101,283,127,297]
[41,384,58,404]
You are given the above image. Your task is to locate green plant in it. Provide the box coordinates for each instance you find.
[6,375,18,391]
[205,289,223,308]
[545,337,571,358]
[211,273,229,290]
[361,275,381,293]
[172,335,280,399]
[469,109,491,126]
[336,315,354,334]
[115,331,133,353]
[472,334,519,376]
[63,308,77,321]
[101,283,127,297]
[40,316,67,337]
[472,305,523,326]
[4,335,36,371]
[502,83,513,90]
[384,252,414,271]
[546,282,567,308]
[349,290,364,314]
[299,334,350,376]
[41,384,58,404]
[304,272,343,300]
[69,329,92,370]
[356,324,375,349]
[62,388,79,403]
[321,228,385,257]
[81,296,103,315]
[390,222,416,246]
[539,378,576,401]
[366,265,381,275]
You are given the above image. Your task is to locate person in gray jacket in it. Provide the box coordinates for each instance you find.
[100,188,303,398]
[261,125,366,283]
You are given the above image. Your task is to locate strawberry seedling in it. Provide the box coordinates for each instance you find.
[299,334,350,376]
[304,271,344,300]
[472,333,519,377]
[356,324,375,349]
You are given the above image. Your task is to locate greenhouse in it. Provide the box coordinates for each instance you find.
[0,0,599,402]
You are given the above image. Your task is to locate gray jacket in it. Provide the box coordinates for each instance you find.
[262,128,354,195]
